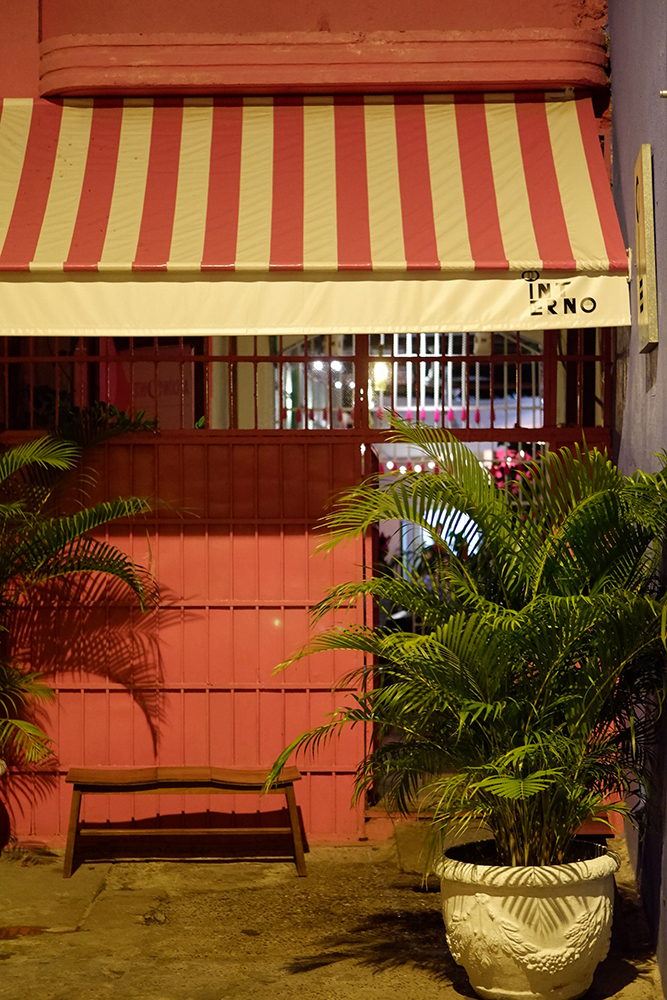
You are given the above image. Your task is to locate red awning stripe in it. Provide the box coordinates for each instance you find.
[0,100,63,270]
[0,95,628,274]
[134,99,182,271]
[394,95,440,270]
[515,96,576,271]
[334,97,372,271]
[455,96,508,270]
[270,97,304,271]
[574,96,624,273]
[202,97,243,270]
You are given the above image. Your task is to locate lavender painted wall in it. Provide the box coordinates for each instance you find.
[609,2,667,987]
[609,0,667,475]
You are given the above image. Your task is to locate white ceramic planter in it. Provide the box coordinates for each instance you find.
[438,845,620,1000]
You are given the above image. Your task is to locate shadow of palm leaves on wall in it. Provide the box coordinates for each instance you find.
[8,575,176,754]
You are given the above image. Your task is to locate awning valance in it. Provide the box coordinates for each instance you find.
[0,94,627,274]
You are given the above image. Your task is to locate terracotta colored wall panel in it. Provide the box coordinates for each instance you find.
[180,613,208,685]
[109,691,134,767]
[208,609,234,685]
[209,690,235,763]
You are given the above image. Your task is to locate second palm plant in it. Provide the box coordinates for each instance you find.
[270,420,667,867]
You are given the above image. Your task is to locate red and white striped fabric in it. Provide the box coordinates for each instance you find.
[0,95,626,275]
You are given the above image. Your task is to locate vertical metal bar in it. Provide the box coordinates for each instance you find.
[542,331,557,428]
[490,363,495,428]
[54,341,61,428]
[179,336,185,430]
[3,339,7,430]
[461,333,467,427]
[577,353,583,428]
[602,328,613,432]
[356,335,369,431]
[254,336,259,431]
[27,337,34,430]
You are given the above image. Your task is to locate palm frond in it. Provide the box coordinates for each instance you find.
[0,438,80,485]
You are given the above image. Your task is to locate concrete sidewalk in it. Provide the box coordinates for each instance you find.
[0,837,661,1000]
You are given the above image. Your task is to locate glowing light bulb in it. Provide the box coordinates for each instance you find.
[334,380,343,389]
[331,360,342,372]
[386,460,395,470]
[313,360,324,371]
[374,361,389,387]
[414,464,422,473]
[427,461,436,470]
[399,465,407,475]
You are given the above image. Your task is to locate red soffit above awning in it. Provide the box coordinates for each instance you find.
[39,30,609,98]
[0,94,627,275]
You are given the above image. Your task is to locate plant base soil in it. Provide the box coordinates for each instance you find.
[0,836,660,1000]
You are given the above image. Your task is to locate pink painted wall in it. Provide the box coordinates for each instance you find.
[9,436,368,844]
[0,1,40,97]
[0,1,607,97]
[41,0,607,34]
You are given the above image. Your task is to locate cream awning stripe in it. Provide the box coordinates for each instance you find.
[546,99,609,271]
[99,99,153,272]
[364,96,405,271]
[303,98,337,271]
[31,99,94,271]
[0,96,627,275]
[0,101,34,260]
[235,97,274,271]
[484,96,542,270]
[423,97,474,270]
[168,98,214,271]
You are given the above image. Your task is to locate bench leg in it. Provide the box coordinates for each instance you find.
[63,788,82,878]
[285,783,306,877]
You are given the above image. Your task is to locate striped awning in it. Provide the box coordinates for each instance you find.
[0,94,627,275]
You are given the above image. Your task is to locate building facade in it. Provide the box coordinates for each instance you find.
[0,0,627,850]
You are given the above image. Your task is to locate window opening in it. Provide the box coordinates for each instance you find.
[0,332,609,440]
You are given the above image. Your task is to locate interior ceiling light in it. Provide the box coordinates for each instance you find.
[374,361,389,388]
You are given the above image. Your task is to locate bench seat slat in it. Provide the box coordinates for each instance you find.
[66,766,301,789]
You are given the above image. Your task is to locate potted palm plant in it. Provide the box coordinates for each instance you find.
[269,420,667,1000]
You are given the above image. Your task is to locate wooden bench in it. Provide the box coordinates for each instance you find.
[64,765,306,878]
